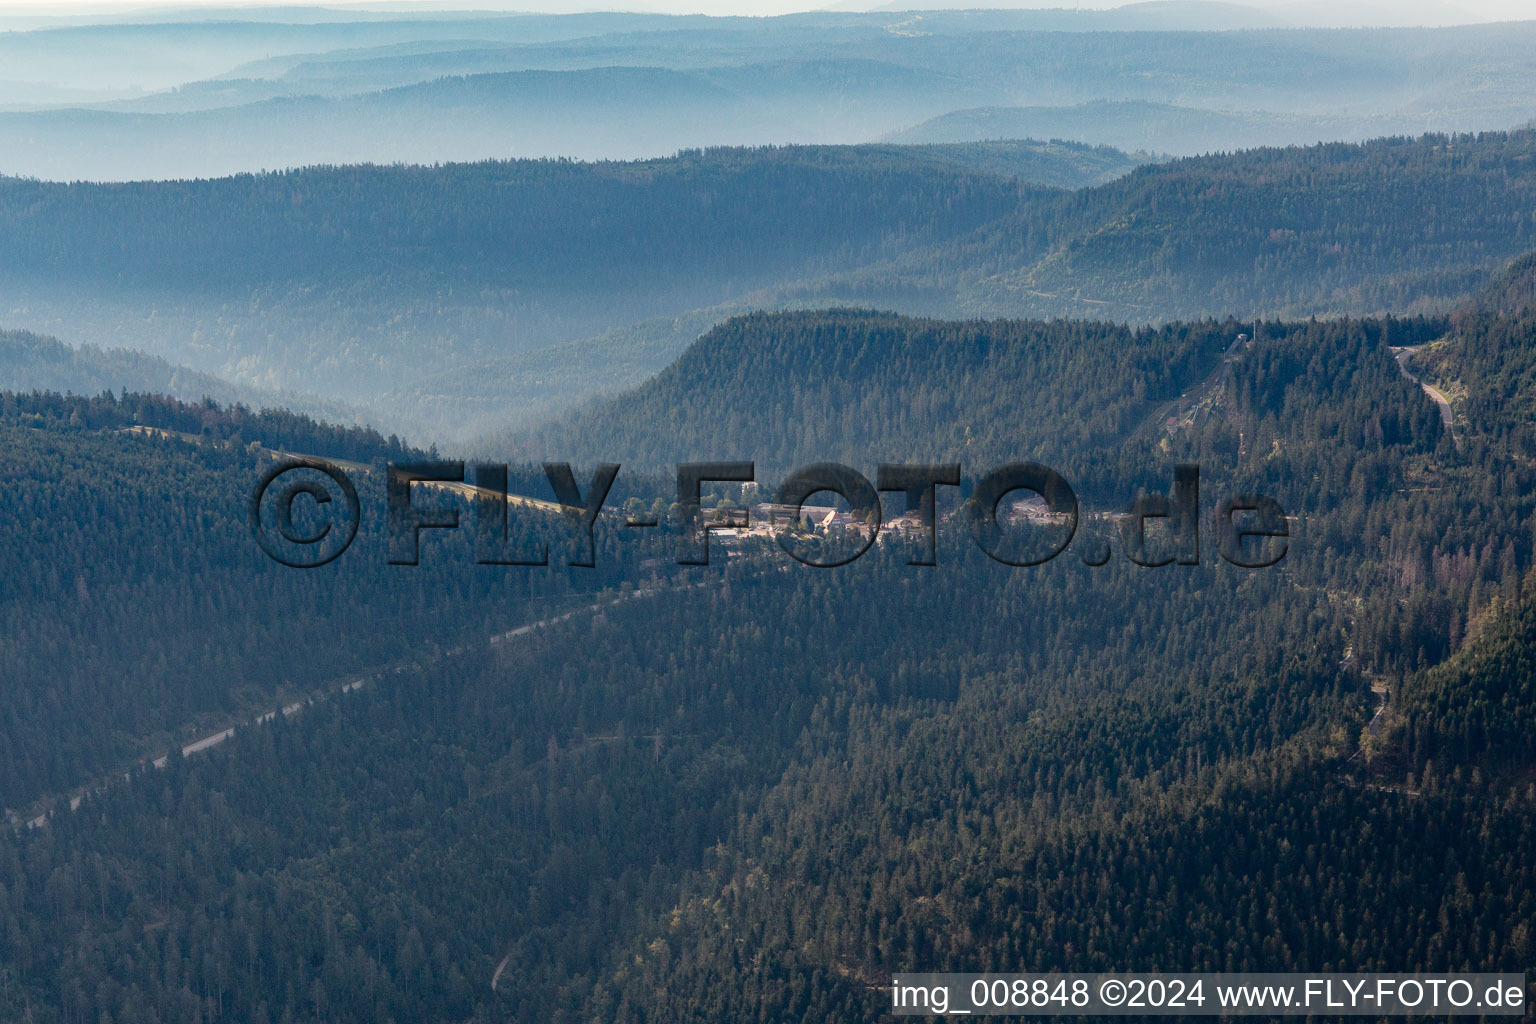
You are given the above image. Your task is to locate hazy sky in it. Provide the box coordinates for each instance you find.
[0,0,1529,22]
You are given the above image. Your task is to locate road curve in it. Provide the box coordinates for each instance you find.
[1391,346,1458,448]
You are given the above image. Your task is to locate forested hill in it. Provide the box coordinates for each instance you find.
[1465,247,1536,318]
[5,297,1535,1021]
[527,310,1226,474]
[0,146,1047,294]
[525,308,1446,480]
[797,131,1536,324]
[5,132,1536,441]
[0,328,239,405]
[0,144,1052,417]
[1,389,419,464]
[0,327,365,423]
[0,389,640,814]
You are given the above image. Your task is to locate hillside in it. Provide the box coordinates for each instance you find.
[4,299,1534,1020]
[1393,584,1536,782]
[0,327,363,423]
[0,145,1048,426]
[0,390,609,814]
[526,307,1473,538]
[525,309,1238,475]
[0,328,238,403]
[798,131,1536,323]
[8,132,1536,443]
[1403,248,1536,461]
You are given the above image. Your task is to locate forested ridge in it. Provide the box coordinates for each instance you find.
[6,132,1536,441]
[0,144,1052,423]
[887,99,1408,155]
[0,147,1046,293]
[527,309,1448,481]
[0,330,238,407]
[3,288,1535,1020]
[1,390,413,464]
[803,131,1536,323]
[0,328,364,425]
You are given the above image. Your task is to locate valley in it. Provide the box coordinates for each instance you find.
[1,5,1534,1022]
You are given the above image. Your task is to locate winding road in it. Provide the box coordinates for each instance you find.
[1391,346,1459,449]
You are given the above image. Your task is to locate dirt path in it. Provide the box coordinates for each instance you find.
[491,953,512,992]
[1343,681,1390,769]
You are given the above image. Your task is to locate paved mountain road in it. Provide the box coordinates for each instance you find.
[1391,345,1458,449]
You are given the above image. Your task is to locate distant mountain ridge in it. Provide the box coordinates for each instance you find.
[886,100,1414,157]
[10,17,1536,176]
